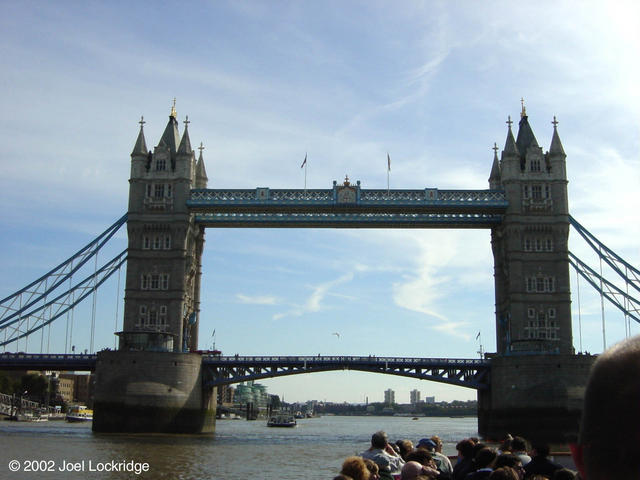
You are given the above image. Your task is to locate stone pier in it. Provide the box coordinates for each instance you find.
[93,350,216,434]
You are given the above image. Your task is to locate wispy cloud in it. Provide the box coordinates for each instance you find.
[236,294,280,306]
[273,272,355,320]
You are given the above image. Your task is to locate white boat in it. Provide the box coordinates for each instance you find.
[267,414,297,428]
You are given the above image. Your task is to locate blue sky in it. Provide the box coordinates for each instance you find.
[1,1,639,403]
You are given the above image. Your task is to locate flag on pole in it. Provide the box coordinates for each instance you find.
[387,153,391,172]
[301,153,307,169]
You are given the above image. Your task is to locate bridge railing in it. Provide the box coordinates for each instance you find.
[203,355,489,365]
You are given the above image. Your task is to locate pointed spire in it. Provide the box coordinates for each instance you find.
[131,116,148,156]
[549,116,566,156]
[489,142,501,187]
[158,103,181,156]
[195,142,208,188]
[515,113,539,156]
[178,116,193,155]
[503,116,519,156]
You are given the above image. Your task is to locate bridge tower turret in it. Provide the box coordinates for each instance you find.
[119,105,206,353]
[491,108,573,355]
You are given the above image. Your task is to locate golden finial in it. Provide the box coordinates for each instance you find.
[520,97,527,118]
[343,175,350,186]
[170,98,177,118]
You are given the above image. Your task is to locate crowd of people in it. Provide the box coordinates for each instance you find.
[334,333,640,480]
[332,431,575,480]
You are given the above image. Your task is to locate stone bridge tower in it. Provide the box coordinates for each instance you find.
[93,106,215,434]
[480,107,593,442]
[120,105,208,353]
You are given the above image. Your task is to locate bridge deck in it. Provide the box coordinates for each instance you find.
[0,353,490,390]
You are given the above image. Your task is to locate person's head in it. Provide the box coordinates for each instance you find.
[429,435,443,453]
[531,443,550,458]
[488,467,519,480]
[341,456,370,480]
[552,469,576,480]
[405,449,434,467]
[416,438,436,451]
[363,458,380,480]
[371,431,388,449]
[511,437,528,453]
[474,447,498,470]
[456,439,475,459]
[400,461,436,480]
[494,454,523,479]
[396,439,414,460]
[572,335,640,479]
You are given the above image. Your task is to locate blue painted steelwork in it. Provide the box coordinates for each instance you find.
[0,353,489,389]
[0,250,127,347]
[194,212,504,228]
[201,355,490,390]
[189,187,507,217]
[569,215,640,294]
[0,214,128,349]
[0,353,97,371]
[569,252,640,323]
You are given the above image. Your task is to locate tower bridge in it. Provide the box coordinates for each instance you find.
[2,104,638,441]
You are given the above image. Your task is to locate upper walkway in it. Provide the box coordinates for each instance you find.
[188,187,507,228]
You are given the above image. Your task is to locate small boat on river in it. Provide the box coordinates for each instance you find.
[267,414,297,428]
[66,405,93,422]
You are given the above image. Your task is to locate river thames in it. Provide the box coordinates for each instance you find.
[0,415,476,479]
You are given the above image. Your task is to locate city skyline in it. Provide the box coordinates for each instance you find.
[1,2,639,403]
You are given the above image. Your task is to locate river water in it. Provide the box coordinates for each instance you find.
[0,416,477,480]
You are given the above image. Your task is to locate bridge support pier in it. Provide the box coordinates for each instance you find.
[92,351,216,434]
[478,354,594,443]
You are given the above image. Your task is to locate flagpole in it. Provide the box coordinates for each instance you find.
[387,153,390,197]
[301,152,308,193]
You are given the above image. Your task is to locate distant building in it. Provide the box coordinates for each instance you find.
[384,388,395,405]
[410,389,421,405]
[56,376,74,403]
[424,396,435,404]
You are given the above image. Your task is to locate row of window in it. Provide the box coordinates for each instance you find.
[145,183,173,199]
[523,184,551,200]
[141,273,170,290]
[523,236,553,252]
[136,305,168,328]
[524,329,558,340]
[143,234,171,250]
[527,307,556,319]
[525,276,555,293]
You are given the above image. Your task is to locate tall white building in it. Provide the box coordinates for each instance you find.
[384,388,395,405]
[410,389,421,405]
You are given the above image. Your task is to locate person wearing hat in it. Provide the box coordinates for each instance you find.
[417,438,453,479]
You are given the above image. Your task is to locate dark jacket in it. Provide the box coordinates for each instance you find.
[523,456,562,478]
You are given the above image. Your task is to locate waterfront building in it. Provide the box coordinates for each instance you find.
[410,389,421,405]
